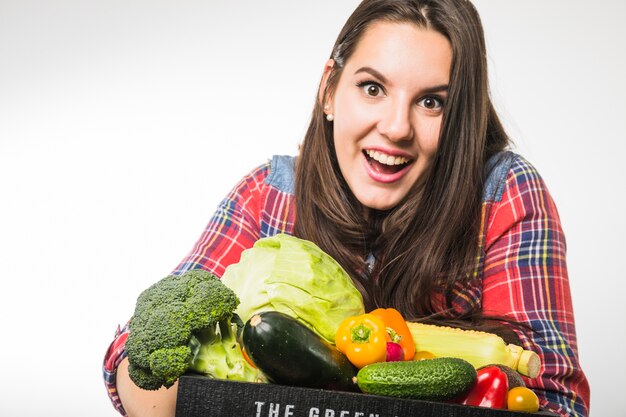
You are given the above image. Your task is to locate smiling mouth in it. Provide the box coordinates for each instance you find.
[363,149,413,175]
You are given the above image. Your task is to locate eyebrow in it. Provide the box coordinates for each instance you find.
[354,66,449,94]
[422,84,449,94]
[355,66,389,84]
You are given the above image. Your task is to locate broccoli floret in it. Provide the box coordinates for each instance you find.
[125,270,261,390]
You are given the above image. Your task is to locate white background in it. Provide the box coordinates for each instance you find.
[1,1,624,416]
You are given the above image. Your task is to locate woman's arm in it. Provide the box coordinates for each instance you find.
[103,162,276,416]
[481,156,590,416]
[116,358,178,417]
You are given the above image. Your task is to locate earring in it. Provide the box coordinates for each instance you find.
[324,104,334,122]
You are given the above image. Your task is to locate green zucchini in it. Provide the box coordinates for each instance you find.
[356,357,476,401]
[242,311,359,392]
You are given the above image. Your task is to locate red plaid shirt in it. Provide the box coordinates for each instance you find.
[103,153,589,416]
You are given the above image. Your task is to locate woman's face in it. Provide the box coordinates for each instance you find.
[326,21,452,211]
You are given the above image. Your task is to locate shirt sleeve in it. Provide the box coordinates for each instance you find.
[481,156,590,416]
[171,162,269,277]
[102,162,269,416]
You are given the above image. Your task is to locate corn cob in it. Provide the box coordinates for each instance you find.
[406,321,540,378]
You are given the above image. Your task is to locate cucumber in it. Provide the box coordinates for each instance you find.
[356,357,476,401]
[242,311,359,392]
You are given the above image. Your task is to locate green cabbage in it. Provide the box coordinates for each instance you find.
[221,234,365,343]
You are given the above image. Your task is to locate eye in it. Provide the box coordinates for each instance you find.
[418,96,444,111]
[357,81,385,97]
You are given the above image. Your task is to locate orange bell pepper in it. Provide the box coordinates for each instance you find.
[335,313,387,368]
[370,308,416,361]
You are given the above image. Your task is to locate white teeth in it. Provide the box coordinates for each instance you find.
[366,150,409,166]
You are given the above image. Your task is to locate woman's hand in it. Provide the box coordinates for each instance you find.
[116,357,178,417]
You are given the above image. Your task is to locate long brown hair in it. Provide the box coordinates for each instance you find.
[294,0,509,321]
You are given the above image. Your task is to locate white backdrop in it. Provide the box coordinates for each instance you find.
[1,1,624,416]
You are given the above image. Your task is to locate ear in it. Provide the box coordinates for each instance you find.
[318,59,335,112]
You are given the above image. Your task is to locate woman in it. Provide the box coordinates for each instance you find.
[104,0,590,416]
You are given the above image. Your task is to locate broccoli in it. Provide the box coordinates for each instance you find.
[125,269,262,390]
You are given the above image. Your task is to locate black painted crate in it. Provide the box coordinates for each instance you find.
[176,375,557,417]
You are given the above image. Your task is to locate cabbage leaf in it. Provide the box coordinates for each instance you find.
[221,234,365,343]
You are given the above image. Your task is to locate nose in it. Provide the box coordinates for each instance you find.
[377,98,414,142]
